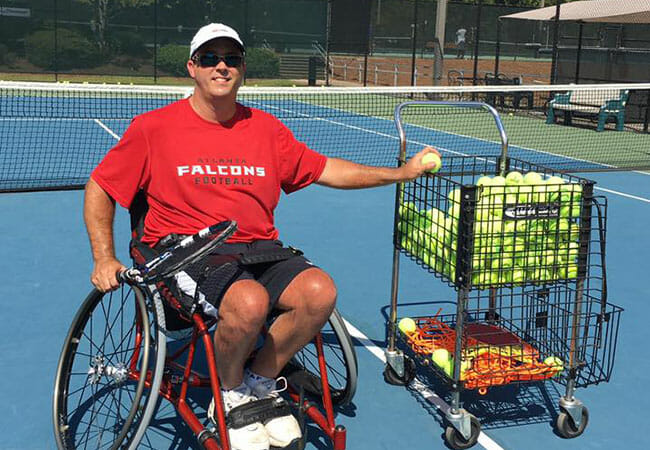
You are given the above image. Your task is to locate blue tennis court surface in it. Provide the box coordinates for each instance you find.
[0,96,648,449]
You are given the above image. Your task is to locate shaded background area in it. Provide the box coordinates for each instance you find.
[1,0,649,86]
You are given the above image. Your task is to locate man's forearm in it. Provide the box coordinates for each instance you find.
[84,178,117,262]
[316,158,409,189]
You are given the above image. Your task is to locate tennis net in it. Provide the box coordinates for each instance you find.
[1,81,649,193]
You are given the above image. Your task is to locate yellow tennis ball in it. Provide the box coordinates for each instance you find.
[460,358,472,377]
[544,356,564,377]
[421,152,442,173]
[432,348,450,368]
[523,171,543,185]
[444,358,453,377]
[505,171,524,185]
[398,317,417,334]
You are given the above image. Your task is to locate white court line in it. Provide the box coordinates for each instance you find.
[342,318,504,450]
[595,186,650,203]
[94,119,121,140]
[252,99,650,204]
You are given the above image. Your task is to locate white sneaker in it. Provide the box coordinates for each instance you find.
[208,383,270,450]
[246,372,302,448]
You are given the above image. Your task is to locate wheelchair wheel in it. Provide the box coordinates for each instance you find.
[283,308,358,406]
[53,283,165,450]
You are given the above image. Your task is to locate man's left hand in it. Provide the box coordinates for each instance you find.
[401,146,441,181]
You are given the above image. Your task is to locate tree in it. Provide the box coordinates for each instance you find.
[77,0,154,50]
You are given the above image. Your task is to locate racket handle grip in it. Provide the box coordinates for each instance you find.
[118,268,143,284]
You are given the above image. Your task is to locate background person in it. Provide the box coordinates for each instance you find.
[456,27,467,59]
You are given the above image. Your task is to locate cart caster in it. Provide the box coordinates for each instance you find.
[383,355,416,386]
[556,407,589,439]
[444,414,481,450]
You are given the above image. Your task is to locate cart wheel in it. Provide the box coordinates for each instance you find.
[444,415,481,450]
[556,407,589,439]
[383,355,416,386]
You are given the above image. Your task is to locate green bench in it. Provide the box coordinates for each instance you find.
[546,88,629,131]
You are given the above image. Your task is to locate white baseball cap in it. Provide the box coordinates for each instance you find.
[189,23,245,57]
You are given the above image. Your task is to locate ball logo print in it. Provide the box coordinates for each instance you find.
[503,203,560,220]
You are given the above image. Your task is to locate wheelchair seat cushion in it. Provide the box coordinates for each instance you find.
[133,238,315,331]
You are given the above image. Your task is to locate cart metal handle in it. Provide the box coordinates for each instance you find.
[394,101,509,176]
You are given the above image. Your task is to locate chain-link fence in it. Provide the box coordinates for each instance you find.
[1,0,648,86]
[0,0,326,81]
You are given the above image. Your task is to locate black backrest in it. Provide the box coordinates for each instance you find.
[129,190,149,241]
[128,190,157,263]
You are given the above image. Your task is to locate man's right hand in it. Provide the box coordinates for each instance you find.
[91,257,127,292]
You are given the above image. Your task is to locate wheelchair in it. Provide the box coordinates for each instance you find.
[52,196,357,450]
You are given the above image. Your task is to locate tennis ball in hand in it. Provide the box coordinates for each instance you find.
[421,153,442,173]
[398,317,417,334]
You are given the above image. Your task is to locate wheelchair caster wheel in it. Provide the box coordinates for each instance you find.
[556,407,589,439]
[383,355,416,386]
[444,415,480,450]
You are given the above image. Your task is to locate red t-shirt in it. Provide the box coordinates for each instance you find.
[91,99,327,245]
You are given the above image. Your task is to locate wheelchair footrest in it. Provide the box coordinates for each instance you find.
[226,397,292,429]
[271,438,304,450]
[281,360,323,396]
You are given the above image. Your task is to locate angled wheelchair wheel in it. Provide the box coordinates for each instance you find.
[283,308,358,406]
[53,283,166,450]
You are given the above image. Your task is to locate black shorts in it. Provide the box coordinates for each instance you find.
[161,240,316,330]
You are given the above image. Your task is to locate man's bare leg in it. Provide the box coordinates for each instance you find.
[214,279,270,389]
[250,268,337,378]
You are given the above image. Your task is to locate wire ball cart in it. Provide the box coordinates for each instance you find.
[383,101,623,449]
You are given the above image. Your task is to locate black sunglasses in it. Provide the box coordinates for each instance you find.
[195,52,243,68]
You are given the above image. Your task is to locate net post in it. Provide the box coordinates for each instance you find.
[550,0,562,84]
[54,0,59,82]
[471,0,483,89]
[153,0,158,83]
[325,0,332,86]
[494,18,501,77]
[575,21,584,84]
[410,0,419,87]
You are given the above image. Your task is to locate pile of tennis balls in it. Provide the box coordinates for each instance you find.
[398,170,584,287]
[398,318,565,379]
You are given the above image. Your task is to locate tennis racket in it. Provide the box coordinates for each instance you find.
[120,220,237,284]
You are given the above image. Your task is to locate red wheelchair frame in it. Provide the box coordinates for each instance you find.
[54,261,354,450]
[147,307,348,450]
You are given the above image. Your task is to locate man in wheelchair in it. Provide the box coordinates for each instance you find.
[83,23,438,450]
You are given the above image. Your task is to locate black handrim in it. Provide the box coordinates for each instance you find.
[290,310,356,406]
